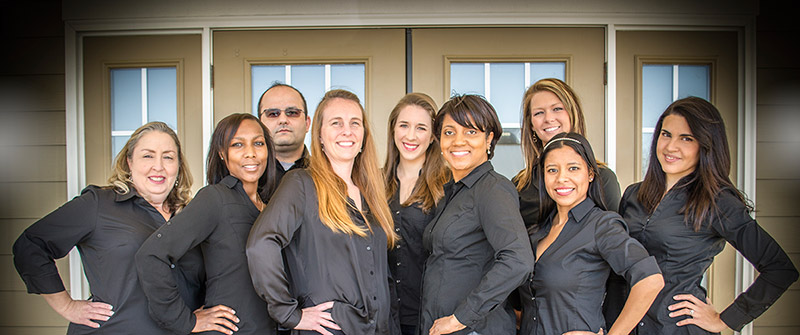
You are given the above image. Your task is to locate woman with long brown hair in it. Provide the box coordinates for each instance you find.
[136,113,279,334]
[247,89,397,335]
[13,122,203,334]
[616,97,798,334]
[383,93,449,335]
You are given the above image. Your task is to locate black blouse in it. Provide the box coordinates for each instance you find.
[518,197,660,335]
[420,161,534,335]
[387,185,435,327]
[13,185,204,334]
[136,175,276,335]
[246,169,393,335]
[518,165,621,227]
[617,183,798,334]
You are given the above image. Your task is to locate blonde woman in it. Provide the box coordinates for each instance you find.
[383,93,449,335]
[13,122,203,334]
[247,89,397,335]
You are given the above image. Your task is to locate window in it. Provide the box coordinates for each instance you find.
[641,64,710,177]
[110,67,178,161]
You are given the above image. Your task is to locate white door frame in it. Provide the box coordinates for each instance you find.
[64,13,756,335]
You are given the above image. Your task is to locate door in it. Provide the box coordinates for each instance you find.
[412,27,606,179]
[616,30,739,331]
[83,34,204,192]
[213,29,406,158]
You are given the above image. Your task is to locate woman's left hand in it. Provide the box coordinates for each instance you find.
[562,328,603,335]
[429,314,466,335]
[668,294,729,333]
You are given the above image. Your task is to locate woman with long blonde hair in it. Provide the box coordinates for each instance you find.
[247,89,397,335]
[383,92,449,335]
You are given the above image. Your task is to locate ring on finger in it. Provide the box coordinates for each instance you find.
[690,309,695,315]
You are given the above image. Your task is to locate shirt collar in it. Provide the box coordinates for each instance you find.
[220,174,241,189]
[114,184,140,202]
[456,160,493,188]
[567,196,597,223]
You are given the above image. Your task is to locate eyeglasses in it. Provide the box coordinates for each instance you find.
[260,107,304,119]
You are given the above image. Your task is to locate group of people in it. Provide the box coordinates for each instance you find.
[13,78,798,335]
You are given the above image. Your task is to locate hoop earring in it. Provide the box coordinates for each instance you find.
[532,132,538,143]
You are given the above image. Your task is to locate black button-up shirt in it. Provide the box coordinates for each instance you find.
[136,175,276,335]
[518,166,621,227]
[617,183,798,334]
[518,197,660,335]
[13,185,204,334]
[387,185,435,327]
[275,146,310,184]
[420,161,534,335]
[246,169,393,335]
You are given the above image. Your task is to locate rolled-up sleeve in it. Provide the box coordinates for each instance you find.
[246,172,305,329]
[135,186,221,334]
[13,187,98,294]
[452,181,534,327]
[712,191,799,331]
[595,216,661,287]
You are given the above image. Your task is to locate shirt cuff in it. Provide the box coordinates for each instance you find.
[625,256,662,286]
[283,308,302,330]
[452,304,481,328]
[720,302,752,332]
[23,273,66,294]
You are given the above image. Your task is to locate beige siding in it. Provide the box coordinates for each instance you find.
[754,1,800,333]
[0,1,69,333]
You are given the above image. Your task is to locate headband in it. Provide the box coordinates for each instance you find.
[543,137,582,152]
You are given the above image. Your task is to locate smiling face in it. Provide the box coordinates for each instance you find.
[657,114,700,187]
[543,145,593,213]
[393,104,433,164]
[439,113,492,182]
[224,119,269,188]
[319,97,365,167]
[127,131,179,207]
[530,90,572,143]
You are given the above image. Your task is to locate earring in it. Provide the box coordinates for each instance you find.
[487,144,491,155]
[532,132,538,143]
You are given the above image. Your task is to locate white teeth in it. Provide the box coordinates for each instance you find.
[544,126,560,132]
[243,164,259,170]
[149,177,165,181]
[338,141,354,147]
[403,143,419,150]
[451,151,469,157]
[555,188,573,196]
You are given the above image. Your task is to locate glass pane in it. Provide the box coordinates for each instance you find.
[251,65,287,115]
[110,68,142,131]
[291,65,326,121]
[678,65,710,100]
[330,64,366,106]
[489,63,525,124]
[642,65,673,129]
[641,131,654,177]
[112,136,129,162]
[450,63,484,97]
[530,62,566,84]
[146,67,177,131]
[492,144,525,180]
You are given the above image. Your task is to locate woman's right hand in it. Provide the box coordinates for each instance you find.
[295,301,340,335]
[192,305,239,334]
[42,291,114,328]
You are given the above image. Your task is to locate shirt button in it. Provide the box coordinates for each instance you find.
[395,228,400,232]
[396,245,401,249]
[170,264,176,269]
[396,262,401,266]
[396,279,400,284]
[531,297,535,301]
[373,296,377,300]
[156,233,162,238]
[166,221,171,225]
[369,319,375,324]
[395,211,400,214]
[639,322,645,327]
[366,246,372,251]
[370,271,374,275]
[532,317,537,321]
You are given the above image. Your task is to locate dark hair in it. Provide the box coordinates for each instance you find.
[383,93,449,213]
[207,113,278,202]
[537,132,606,224]
[434,94,503,159]
[638,97,750,231]
[257,82,309,116]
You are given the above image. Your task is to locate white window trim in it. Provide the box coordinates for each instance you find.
[64,14,756,335]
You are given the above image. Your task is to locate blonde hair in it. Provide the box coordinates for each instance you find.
[108,121,193,214]
[514,78,587,191]
[383,93,449,213]
[309,90,397,247]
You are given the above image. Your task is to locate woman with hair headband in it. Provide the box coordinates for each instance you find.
[383,93,450,335]
[615,97,798,334]
[518,132,663,335]
[247,89,397,335]
[137,113,279,334]
[420,94,533,335]
[13,122,204,334]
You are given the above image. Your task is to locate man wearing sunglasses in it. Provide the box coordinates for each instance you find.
[257,83,311,183]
